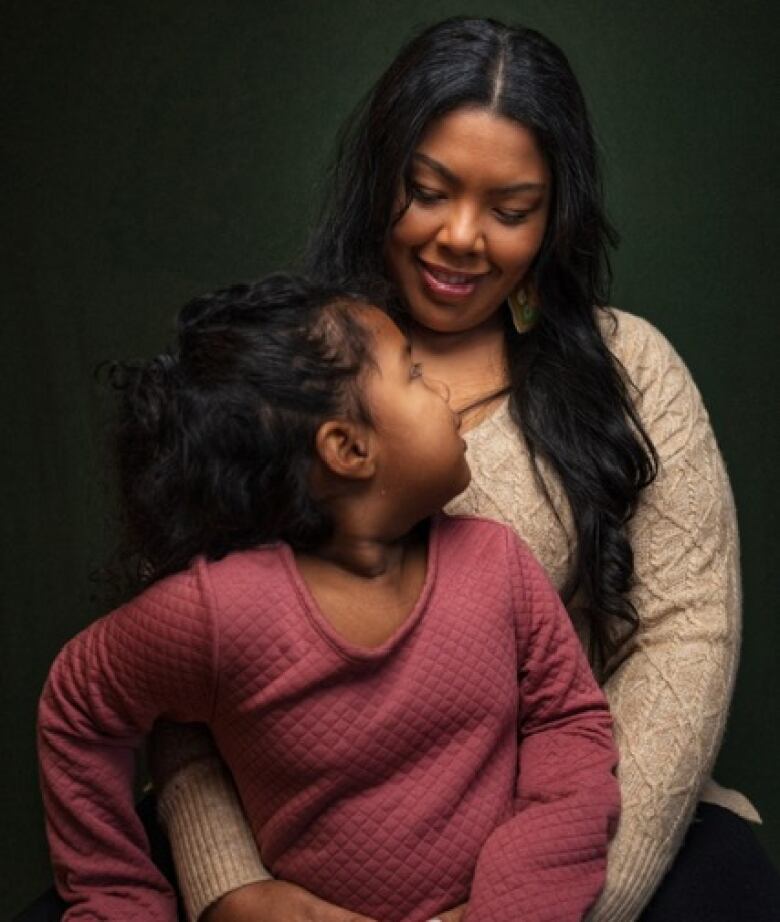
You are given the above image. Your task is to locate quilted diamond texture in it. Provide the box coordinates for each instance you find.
[39,514,618,921]
[38,568,215,920]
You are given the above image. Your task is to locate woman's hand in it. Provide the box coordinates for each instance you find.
[430,903,468,922]
[202,880,378,922]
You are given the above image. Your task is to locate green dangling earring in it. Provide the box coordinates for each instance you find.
[507,286,539,334]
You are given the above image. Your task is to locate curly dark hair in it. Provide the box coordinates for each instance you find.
[306,17,658,669]
[109,273,378,587]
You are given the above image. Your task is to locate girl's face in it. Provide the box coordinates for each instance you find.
[385,107,551,335]
[360,306,471,514]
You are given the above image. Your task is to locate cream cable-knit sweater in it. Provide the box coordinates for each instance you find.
[153,308,756,922]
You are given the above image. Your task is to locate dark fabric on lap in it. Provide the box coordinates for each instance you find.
[640,803,780,921]
[12,890,66,922]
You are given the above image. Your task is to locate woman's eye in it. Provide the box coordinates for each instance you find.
[411,184,444,204]
[410,362,424,379]
[495,208,530,225]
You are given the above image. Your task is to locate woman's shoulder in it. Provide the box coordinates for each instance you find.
[596,306,683,382]
[597,307,695,404]
[597,307,712,460]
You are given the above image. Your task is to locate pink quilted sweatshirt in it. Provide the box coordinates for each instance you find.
[38,514,619,922]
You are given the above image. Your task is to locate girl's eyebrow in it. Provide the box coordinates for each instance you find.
[412,152,547,195]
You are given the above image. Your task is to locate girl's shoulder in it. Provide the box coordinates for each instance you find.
[437,510,513,540]
[436,512,535,564]
[198,543,290,605]
[129,544,288,618]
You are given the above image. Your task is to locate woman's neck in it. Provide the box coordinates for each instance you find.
[410,312,509,425]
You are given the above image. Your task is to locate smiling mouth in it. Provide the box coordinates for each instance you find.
[417,260,488,298]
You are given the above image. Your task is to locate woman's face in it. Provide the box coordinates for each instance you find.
[385,107,551,335]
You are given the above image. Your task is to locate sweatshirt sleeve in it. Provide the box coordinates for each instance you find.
[588,316,742,921]
[464,533,620,922]
[37,561,219,922]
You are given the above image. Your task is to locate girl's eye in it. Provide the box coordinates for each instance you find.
[410,362,424,379]
[494,208,530,226]
[411,183,445,205]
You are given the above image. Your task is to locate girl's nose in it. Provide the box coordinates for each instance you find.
[425,375,451,404]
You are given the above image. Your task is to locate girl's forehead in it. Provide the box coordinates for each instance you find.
[356,304,406,354]
[358,303,402,337]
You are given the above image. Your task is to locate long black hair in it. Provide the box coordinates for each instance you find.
[109,274,376,587]
[306,17,658,669]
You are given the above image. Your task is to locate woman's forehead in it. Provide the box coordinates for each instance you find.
[414,107,549,185]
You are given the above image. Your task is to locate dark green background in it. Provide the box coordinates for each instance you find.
[3,1,778,916]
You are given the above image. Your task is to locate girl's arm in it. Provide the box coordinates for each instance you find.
[588,318,742,921]
[464,533,620,922]
[38,562,218,921]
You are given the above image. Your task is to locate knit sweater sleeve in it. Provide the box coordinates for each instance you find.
[465,532,620,922]
[37,561,219,922]
[151,722,270,921]
[587,313,742,921]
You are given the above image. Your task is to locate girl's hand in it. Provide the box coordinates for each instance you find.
[202,880,378,922]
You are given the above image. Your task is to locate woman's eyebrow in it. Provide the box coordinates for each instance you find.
[413,152,458,184]
[412,152,546,194]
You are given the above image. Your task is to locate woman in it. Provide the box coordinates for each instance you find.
[150,17,777,922]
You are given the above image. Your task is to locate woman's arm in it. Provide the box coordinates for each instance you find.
[588,315,742,920]
[38,563,218,920]
[151,722,272,919]
[464,532,620,922]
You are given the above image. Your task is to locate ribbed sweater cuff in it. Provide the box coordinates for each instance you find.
[588,837,672,922]
[156,758,270,921]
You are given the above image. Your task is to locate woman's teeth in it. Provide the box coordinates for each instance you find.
[429,268,474,284]
[420,262,482,296]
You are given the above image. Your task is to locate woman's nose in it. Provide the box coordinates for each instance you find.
[436,204,484,254]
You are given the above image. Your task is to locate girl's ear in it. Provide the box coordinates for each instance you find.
[315,420,376,480]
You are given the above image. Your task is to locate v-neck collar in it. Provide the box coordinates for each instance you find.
[280,516,442,663]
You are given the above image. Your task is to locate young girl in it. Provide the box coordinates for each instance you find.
[38,273,619,922]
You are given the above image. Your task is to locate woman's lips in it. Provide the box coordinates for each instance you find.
[417,260,488,299]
